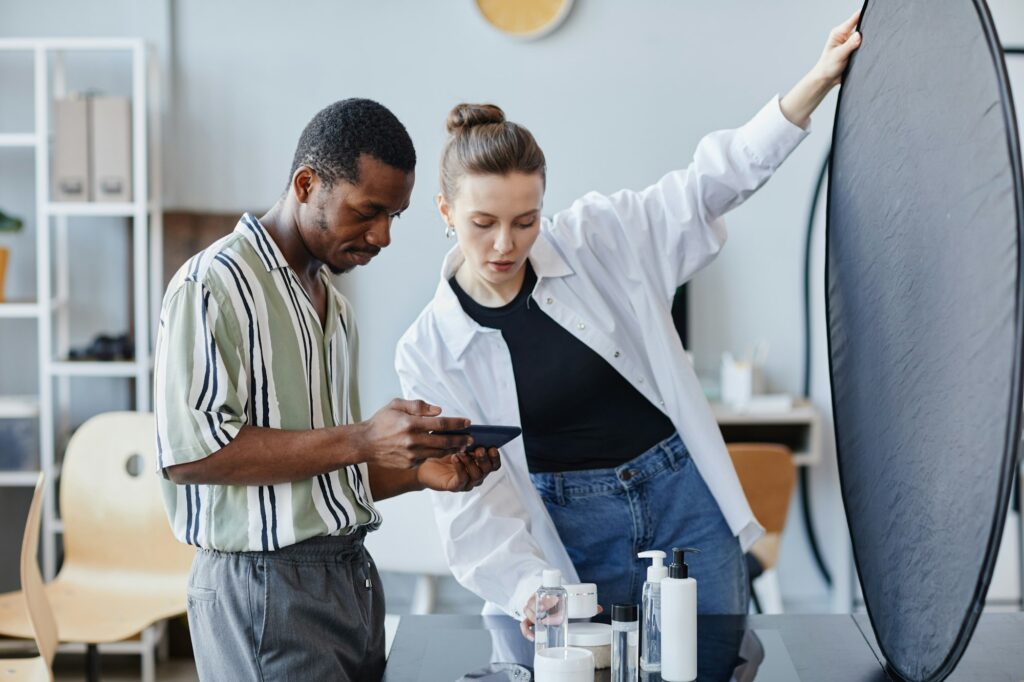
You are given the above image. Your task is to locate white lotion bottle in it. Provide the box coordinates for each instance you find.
[661,547,700,681]
[637,550,667,672]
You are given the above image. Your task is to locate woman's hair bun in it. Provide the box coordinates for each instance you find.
[446,103,506,134]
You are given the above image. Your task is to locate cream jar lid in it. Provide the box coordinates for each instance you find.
[563,583,598,619]
[567,622,612,647]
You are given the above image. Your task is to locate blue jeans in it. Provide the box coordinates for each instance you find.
[530,433,748,615]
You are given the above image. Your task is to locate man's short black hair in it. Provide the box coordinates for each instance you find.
[288,98,416,190]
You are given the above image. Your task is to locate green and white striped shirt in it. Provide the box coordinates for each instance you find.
[154,213,381,552]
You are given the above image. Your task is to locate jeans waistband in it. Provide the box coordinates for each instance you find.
[530,433,688,503]
[198,528,369,563]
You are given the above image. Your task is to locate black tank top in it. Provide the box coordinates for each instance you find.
[450,262,675,473]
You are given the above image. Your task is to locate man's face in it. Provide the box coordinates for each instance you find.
[297,154,415,274]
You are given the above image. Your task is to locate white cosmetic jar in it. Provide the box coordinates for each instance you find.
[567,622,612,670]
[533,647,595,682]
[563,583,599,619]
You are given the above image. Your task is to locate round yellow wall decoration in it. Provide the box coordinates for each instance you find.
[474,0,575,40]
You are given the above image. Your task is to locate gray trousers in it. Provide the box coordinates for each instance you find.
[186,530,386,681]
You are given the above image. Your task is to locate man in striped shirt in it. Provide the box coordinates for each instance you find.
[154,99,500,681]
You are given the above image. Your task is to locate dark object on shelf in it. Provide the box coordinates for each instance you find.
[0,417,39,471]
[68,333,134,361]
[826,1,1024,681]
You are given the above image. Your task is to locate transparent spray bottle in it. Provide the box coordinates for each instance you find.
[638,550,668,672]
[534,569,569,654]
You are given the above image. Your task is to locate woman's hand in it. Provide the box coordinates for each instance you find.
[416,446,501,493]
[519,594,603,641]
[815,11,863,87]
[780,11,864,129]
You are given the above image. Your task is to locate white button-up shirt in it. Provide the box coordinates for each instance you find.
[394,96,809,618]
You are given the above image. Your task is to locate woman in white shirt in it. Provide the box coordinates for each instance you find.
[396,13,861,633]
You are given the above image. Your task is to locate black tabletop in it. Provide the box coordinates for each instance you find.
[853,612,1024,681]
[383,614,890,682]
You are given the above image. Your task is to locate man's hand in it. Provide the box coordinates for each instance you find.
[356,399,473,469]
[417,447,501,493]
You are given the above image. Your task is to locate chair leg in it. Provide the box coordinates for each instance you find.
[750,587,764,614]
[157,620,170,662]
[753,568,786,614]
[141,624,157,682]
[85,643,101,682]
[410,574,438,615]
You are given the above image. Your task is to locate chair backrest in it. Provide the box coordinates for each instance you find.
[59,412,194,576]
[727,444,797,535]
[21,474,57,669]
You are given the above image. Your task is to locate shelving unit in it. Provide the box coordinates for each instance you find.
[0,38,162,584]
[0,36,166,682]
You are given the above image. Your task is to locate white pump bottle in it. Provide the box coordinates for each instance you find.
[661,547,700,681]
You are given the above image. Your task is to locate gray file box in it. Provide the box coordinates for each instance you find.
[52,97,90,202]
[90,96,132,202]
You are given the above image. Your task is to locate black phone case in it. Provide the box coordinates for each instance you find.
[435,425,522,450]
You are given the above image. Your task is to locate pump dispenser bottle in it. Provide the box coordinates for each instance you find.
[534,569,569,654]
[661,547,700,682]
[637,550,667,672]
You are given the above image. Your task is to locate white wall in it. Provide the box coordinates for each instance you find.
[4,0,1024,606]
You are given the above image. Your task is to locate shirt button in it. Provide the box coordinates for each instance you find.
[613,351,621,358]
[578,323,586,330]
[659,400,666,407]
[546,297,554,304]
[638,377,645,384]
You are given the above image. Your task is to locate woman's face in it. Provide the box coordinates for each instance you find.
[439,171,545,288]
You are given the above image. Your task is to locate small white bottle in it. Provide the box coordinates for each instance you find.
[534,569,569,654]
[637,550,667,672]
[661,547,700,682]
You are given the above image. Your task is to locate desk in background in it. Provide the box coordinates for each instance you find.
[712,400,822,466]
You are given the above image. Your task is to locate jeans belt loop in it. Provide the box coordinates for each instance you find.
[555,473,566,506]
[662,434,683,471]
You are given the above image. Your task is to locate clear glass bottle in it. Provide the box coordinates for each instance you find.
[535,569,569,654]
[611,603,639,682]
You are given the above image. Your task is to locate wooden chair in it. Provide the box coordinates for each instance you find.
[727,444,797,614]
[0,413,194,682]
[0,474,56,681]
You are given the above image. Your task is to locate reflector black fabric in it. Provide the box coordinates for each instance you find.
[826,1,1024,681]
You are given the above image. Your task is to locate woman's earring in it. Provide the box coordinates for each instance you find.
[445,224,455,239]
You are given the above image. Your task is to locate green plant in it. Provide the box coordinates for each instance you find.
[0,209,23,233]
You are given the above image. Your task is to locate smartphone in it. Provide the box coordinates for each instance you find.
[433,425,523,450]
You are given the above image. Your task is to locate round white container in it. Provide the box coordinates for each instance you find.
[567,622,612,669]
[533,647,595,682]
[563,583,599,619]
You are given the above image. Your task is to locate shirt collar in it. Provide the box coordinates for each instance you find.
[432,225,574,359]
[235,212,290,271]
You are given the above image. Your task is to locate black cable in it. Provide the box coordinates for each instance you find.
[800,151,834,588]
